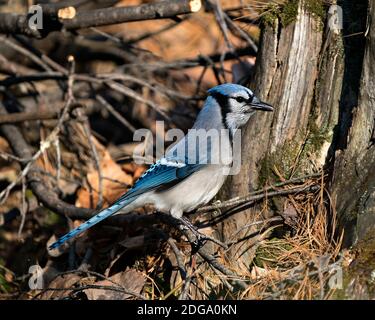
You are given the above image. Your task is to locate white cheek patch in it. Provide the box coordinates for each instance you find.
[229,100,244,112]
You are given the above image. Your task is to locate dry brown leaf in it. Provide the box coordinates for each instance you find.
[76,149,133,208]
[34,143,79,196]
[119,235,145,249]
[0,136,19,187]
[122,162,147,181]
[122,162,137,174]
[0,136,10,152]
[84,269,145,300]
[38,273,81,300]
[281,203,299,227]
[47,235,66,258]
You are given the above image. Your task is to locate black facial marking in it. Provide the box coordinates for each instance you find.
[230,93,254,105]
[248,94,254,104]
[209,92,231,130]
[209,92,237,143]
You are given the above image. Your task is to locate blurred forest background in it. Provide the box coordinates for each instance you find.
[0,0,374,300]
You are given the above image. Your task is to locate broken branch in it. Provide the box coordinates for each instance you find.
[0,0,202,38]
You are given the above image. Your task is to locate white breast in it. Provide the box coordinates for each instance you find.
[149,165,228,218]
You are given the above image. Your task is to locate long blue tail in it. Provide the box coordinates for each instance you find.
[49,196,134,250]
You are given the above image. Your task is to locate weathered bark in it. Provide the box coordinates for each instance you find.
[330,0,375,246]
[218,1,324,265]
[217,0,372,267]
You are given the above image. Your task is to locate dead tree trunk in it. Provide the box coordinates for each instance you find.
[330,0,375,246]
[217,0,371,267]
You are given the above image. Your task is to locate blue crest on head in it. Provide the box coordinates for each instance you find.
[207,83,253,97]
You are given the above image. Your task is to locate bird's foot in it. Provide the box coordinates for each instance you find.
[178,217,204,244]
[178,217,228,249]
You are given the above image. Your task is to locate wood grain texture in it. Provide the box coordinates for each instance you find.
[330,1,375,245]
[217,2,325,265]
[217,0,373,261]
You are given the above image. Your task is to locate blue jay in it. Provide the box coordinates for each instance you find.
[49,84,273,250]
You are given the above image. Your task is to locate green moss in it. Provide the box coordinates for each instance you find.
[25,189,34,199]
[258,119,331,186]
[44,210,62,226]
[0,265,12,293]
[332,229,375,299]
[261,3,280,29]
[254,238,294,268]
[259,139,302,185]
[304,0,326,21]
[305,114,331,154]
[280,0,299,26]
[0,273,11,293]
[349,231,375,293]
[260,0,326,29]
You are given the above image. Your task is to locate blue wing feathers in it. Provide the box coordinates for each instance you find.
[49,161,204,250]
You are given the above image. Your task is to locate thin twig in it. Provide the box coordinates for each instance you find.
[208,0,235,52]
[104,80,173,123]
[174,218,248,290]
[0,56,79,211]
[178,275,192,300]
[223,13,258,52]
[78,247,93,271]
[127,17,188,44]
[17,176,27,238]
[0,36,52,71]
[54,138,62,191]
[31,269,145,300]
[33,284,143,300]
[226,216,283,245]
[96,94,136,133]
[167,238,187,280]
[0,107,61,124]
[0,150,31,163]
[122,46,257,71]
[79,109,104,209]
[197,175,322,213]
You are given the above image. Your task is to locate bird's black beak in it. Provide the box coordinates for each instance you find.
[249,96,274,112]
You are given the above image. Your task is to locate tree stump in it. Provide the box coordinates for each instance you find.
[218,0,372,268]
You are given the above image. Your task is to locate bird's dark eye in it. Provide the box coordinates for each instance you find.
[235,97,245,103]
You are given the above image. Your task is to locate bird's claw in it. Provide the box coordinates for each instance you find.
[178,217,227,249]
